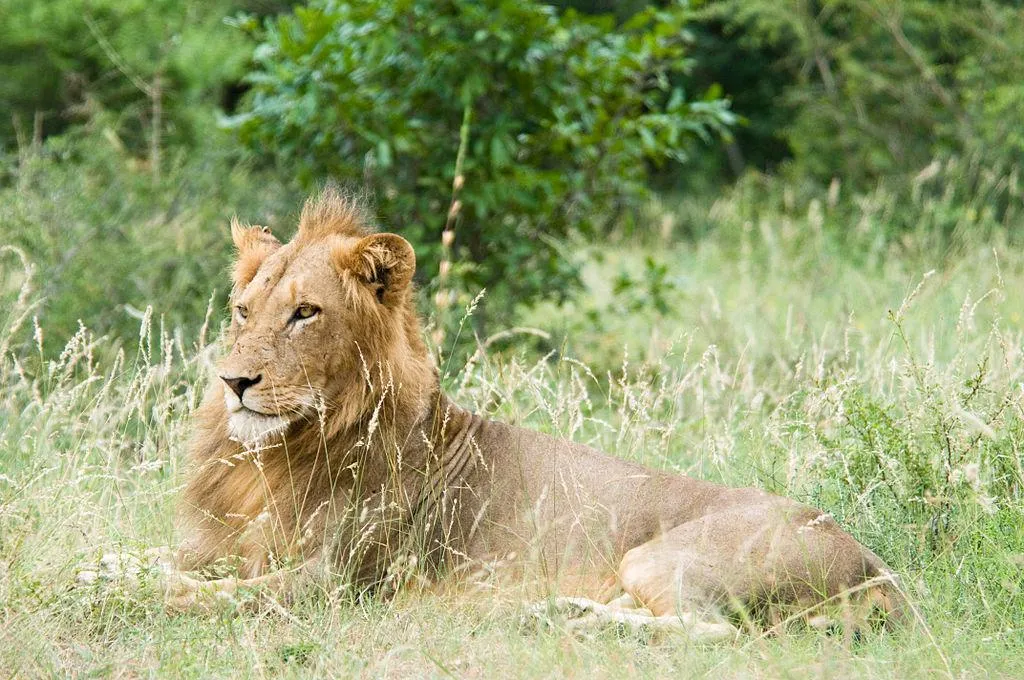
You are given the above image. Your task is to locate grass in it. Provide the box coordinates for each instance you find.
[1,193,1023,678]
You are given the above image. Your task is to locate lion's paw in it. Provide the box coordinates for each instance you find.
[75,545,176,587]
[162,571,240,613]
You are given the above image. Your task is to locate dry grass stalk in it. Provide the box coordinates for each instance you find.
[433,102,473,349]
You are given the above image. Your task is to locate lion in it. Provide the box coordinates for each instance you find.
[163,188,905,638]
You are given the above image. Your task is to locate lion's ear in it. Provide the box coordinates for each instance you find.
[335,233,416,306]
[230,217,280,289]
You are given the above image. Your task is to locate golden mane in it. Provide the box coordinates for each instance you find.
[229,217,280,291]
[179,189,435,576]
[296,185,375,242]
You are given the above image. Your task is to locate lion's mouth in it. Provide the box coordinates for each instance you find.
[226,406,292,447]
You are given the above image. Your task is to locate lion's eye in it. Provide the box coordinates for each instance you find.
[234,305,249,322]
[292,304,320,322]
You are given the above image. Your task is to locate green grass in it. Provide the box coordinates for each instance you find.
[1,197,1023,677]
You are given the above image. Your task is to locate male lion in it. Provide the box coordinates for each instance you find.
[166,188,904,638]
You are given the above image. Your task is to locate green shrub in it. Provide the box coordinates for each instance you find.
[698,0,1024,185]
[0,0,251,158]
[231,0,734,316]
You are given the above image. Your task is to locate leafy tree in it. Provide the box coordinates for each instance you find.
[0,0,252,169]
[700,0,1024,185]
[231,0,733,315]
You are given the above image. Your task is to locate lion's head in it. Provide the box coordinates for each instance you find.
[217,188,434,447]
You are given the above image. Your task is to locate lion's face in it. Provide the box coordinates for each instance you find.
[219,240,342,444]
[218,194,420,447]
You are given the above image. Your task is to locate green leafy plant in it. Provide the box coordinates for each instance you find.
[0,0,252,169]
[231,0,734,316]
[699,0,1024,185]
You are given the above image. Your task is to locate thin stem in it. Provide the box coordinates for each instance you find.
[434,101,473,348]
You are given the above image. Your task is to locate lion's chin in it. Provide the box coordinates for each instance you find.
[226,409,292,448]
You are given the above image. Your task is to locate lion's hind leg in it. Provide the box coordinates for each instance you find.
[616,501,902,634]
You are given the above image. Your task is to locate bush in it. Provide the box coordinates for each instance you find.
[231,0,734,316]
[697,0,1024,185]
[0,0,252,159]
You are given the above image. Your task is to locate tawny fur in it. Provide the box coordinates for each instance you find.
[176,188,905,628]
[230,217,281,291]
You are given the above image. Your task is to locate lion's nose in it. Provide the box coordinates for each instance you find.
[220,373,262,399]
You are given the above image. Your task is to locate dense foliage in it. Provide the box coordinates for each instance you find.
[0,0,296,346]
[694,0,1024,184]
[1,0,1023,344]
[231,0,734,313]
[0,0,254,160]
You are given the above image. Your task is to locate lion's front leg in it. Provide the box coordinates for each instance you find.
[158,537,320,612]
[162,566,302,612]
[76,542,314,612]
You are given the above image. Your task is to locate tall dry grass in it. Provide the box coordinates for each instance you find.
[1,204,1022,676]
